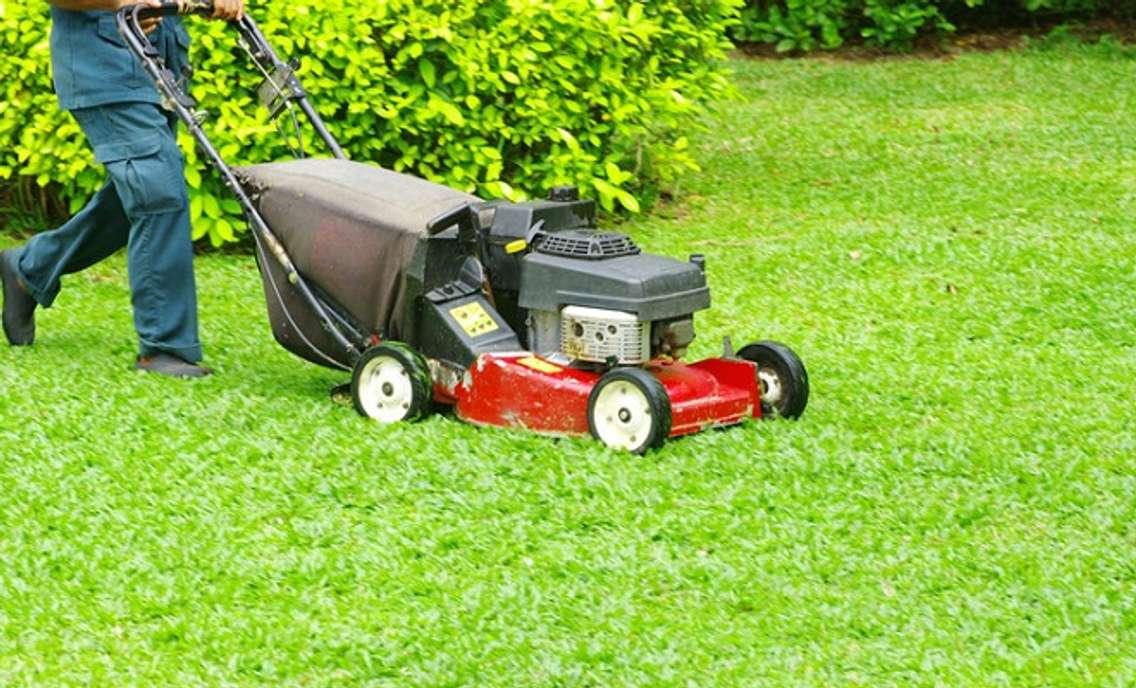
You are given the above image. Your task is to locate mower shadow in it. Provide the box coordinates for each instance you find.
[226,352,347,406]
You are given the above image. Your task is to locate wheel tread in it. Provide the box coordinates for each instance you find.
[350,342,433,423]
[737,340,809,420]
[587,367,672,453]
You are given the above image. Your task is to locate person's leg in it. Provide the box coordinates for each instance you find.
[91,103,203,364]
[14,179,130,307]
[127,205,202,364]
[18,102,202,363]
[3,113,133,346]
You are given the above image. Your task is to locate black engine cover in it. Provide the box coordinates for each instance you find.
[518,251,710,321]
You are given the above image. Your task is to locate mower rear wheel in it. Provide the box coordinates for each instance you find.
[737,340,809,419]
[587,368,672,454]
[351,342,433,424]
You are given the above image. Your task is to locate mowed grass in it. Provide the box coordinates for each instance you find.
[2,40,1136,686]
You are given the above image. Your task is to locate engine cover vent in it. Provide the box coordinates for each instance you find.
[535,230,640,260]
[560,306,650,364]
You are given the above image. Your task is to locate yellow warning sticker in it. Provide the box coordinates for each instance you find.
[505,239,528,254]
[517,356,563,374]
[450,302,500,338]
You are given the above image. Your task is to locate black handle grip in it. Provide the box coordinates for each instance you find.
[427,203,473,236]
[130,0,215,20]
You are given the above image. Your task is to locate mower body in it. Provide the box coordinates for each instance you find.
[236,159,765,439]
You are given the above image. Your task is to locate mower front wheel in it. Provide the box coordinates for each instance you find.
[351,342,433,424]
[737,340,809,419]
[587,368,672,454]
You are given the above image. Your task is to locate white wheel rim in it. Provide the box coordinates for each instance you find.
[358,356,415,423]
[592,380,655,451]
[758,368,784,410]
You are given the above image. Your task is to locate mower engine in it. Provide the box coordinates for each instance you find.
[532,295,698,365]
[485,194,710,367]
[558,306,651,364]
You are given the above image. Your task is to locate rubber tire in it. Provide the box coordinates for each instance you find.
[350,342,433,423]
[587,367,672,454]
[737,340,809,420]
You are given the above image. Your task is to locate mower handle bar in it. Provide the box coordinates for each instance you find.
[115,0,346,161]
[113,0,364,364]
[132,0,216,19]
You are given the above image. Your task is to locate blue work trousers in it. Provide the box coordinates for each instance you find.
[13,101,202,362]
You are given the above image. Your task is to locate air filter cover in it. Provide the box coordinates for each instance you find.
[534,230,640,260]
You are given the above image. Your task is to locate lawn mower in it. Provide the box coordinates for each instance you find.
[117,0,809,453]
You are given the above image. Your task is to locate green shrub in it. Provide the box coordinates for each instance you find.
[735,0,854,50]
[733,0,951,50]
[734,0,1132,52]
[0,0,741,246]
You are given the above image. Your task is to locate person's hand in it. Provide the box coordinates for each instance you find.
[211,0,244,21]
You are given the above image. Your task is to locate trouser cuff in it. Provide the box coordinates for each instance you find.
[139,338,203,364]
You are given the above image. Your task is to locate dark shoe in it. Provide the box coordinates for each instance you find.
[0,250,37,346]
[134,353,213,378]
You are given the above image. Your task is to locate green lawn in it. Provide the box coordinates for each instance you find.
[2,40,1135,686]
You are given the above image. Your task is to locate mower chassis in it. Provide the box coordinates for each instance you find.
[441,353,762,438]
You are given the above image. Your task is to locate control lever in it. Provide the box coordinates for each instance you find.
[426,202,490,267]
[426,203,496,305]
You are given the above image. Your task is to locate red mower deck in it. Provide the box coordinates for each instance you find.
[452,354,761,438]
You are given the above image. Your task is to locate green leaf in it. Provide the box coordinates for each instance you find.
[418,59,437,88]
[434,99,466,126]
[202,193,221,219]
[591,178,618,212]
[604,161,632,185]
[615,189,641,213]
[213,217,236,243]
[184,165,201,189]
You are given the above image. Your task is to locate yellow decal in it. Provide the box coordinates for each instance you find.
[517,356,563,374]
[505,239,528,254]
[450,302,500,337]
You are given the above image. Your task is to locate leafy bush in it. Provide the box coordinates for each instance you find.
[0,0,741,246]
[734,0,1132,51]
[735,0,854,50]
